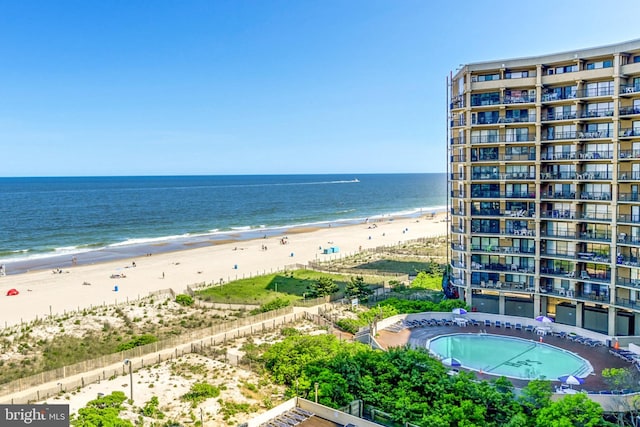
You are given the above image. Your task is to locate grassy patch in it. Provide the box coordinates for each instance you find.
[353,259,434,274]
[196,270,379,304]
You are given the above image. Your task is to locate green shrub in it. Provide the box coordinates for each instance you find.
[250,297,290,314]
[116,334,158,352]
[175,294,194,306]
[181,382,221,407]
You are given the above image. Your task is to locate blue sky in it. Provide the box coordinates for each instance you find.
[1,0,639,176]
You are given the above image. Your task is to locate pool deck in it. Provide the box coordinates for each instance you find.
[376,322,632,392]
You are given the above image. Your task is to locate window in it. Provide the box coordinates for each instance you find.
[586,60,613,70]
[505,71,529,79]
[472,73,500,82]
[471,92,500,106]
[555,64,578,74]
[585,81,614,97]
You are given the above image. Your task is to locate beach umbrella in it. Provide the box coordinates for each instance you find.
[535,315,554,323]
[6,288,19,296]
[452,308,468,315]
[442,357,461,367]
[558,375,584,388]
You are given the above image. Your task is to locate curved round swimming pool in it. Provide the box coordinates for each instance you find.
[428,333,593,380]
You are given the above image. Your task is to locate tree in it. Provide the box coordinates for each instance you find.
[312,276,338,297]
[345,276,373,302]
[535,393,605,427]
[519,379,553,419]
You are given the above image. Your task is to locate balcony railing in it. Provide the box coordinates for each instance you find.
[470,228,535,237]
[616,277,640,289]
[618,214,640,223]
[499,153,536,161]
[619,127,640,138]
[450,225,465,234]
[620,85,640,95]
[542,92,576,102]
[576,87,615,98]
[577,211,612,221]
[619,149,640,159]
[615,298,640,309]
[617,234,640,245]
[580,108,615,118]
[579,232,611,242]
[542,130,614,141]
[471,262,535,274]
[577,150,613,160]
[616,255,639,267]
[450,242,465,251]
[541,250,610,262]
[619,106,640,116]
[470,134,535,144]
[451,173,465,181]
[541,210,576,219]
[543,111,577,121]
[450,208,465,216]
[619,171,640,180]
[471,191,535,199]
[471,173,535,180]
[540,230,578,239]
[618,194,639,202]
[579,191,612,201]
[451,154,466,162]
[451,260,466,269]
[470,245,535,254]
[450,137,465,145]
[540,191,576,201]
[540,172,577,180]
[450,190,465,198]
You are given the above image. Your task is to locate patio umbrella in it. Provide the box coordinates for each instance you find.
[442,358,462,367]
[452,308,468,315]
[558,375,584,388]
[535,315,554,323]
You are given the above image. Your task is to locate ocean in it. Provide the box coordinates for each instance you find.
[0,173,446,274]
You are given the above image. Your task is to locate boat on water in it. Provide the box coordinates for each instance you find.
[353,178,360,183]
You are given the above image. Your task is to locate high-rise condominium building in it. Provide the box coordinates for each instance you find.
[448,39,640,336]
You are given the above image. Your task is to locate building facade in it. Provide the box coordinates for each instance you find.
[448,39,640,336]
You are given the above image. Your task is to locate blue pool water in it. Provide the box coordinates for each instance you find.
[428,333,593,380]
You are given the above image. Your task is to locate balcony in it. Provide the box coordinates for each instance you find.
[450,242,465,251]
[499,153,536,161]
[450,190,465,198]
[619,127,640,138]
[541,210,576,219]
[471,262,535,274]
[579,191,612,201]
[616,255,640,268]
[451,260,466,269]
[543,111,577,122]
[620,85,640,96]
[540,250,609,262]
[540,191,576,201]
[541,153,577,161]
[450,136,466,145]
[451,154,466,162]
[619,149,640,159]
[472,172,535,181]
[578,232,611,243]
[615,298,640,310]
[470,245,535,255]
[470,191,535,199]
[577,211,612,222]
[470,134,535,144]
[619,106,640,116]
[618,194,640,203]
[542,92,576,102]
[541,130,614,141]
[451,173,465,181]
[618,214,640,223]
[450,225,465,234]
[617,233,640,245]
[470,228,536,237]
[576,291,609,303]
[619,171,640,181]
[540,172,577,180]
[616,276,640,290]
[579,108,615,119]
[540,229,578,239]
[450,207,465,216]
[575,87,615,98]
[576,150,613,160]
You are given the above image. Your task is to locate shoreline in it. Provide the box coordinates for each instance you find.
[0,213,448,328]
[0,207,445,276]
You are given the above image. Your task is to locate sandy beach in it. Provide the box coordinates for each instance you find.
[0,214,447,328]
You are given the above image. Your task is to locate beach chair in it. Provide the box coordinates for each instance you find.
[484,319,492,327]
[495,320,502,328]
[514,323,523,330]
[470,319,480,327]
[504,322,512,329]
[524,325,534,333]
